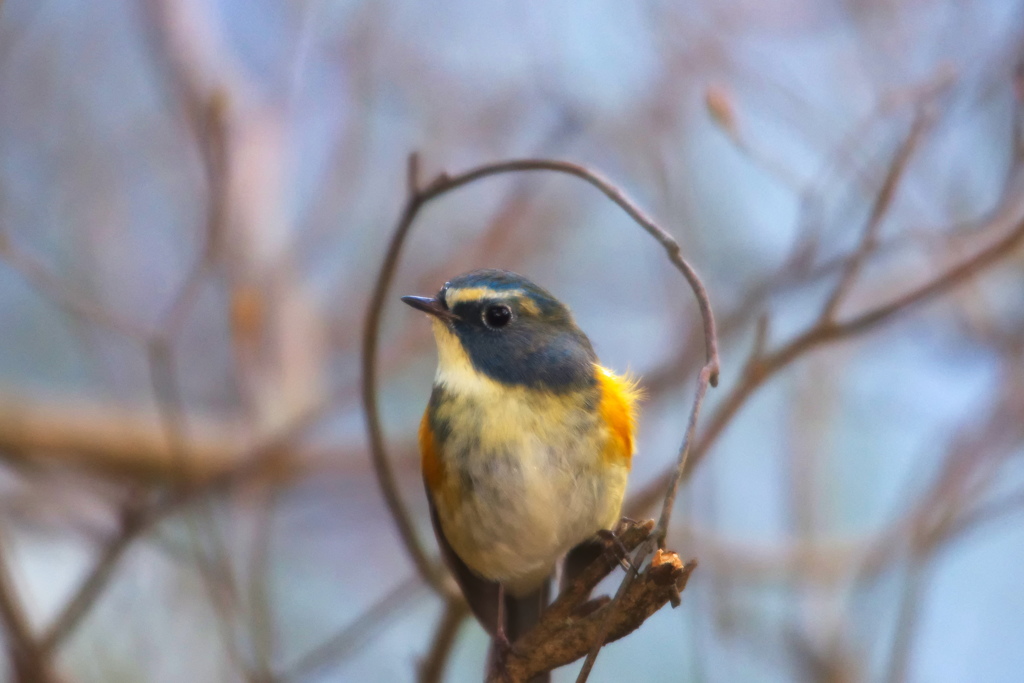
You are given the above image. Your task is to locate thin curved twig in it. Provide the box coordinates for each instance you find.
[361,154,720,598]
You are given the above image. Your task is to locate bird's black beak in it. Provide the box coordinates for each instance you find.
[401,295,459,322]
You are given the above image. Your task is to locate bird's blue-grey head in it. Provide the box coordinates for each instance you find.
[402,269,597,393]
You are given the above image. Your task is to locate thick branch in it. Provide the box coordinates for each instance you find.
[0,394,277,484]
[485,520,695,683]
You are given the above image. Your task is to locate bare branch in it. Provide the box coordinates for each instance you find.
[418,598,470,683]
[39,502,147,655]
[883,562,930,683]
[820,110,931,321]
[0,236,149,341]
[0,530,55,682]
[0,393,270,484]
[629,179,1024,516]
[147,339,251,677]
[654,363,714,548]
[279,574,429,682]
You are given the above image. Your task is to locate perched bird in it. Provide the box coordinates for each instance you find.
[402,269,640,678]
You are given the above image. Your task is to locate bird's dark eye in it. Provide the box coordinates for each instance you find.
[482,304,512,329]
[437,282,451,309]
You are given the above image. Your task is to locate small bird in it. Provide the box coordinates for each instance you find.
[402,269,640,679]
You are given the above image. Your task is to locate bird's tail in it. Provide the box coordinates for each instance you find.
[488,581,551,683]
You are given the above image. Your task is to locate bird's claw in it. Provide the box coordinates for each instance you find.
[490,625,513,681]
[596,528,633,573]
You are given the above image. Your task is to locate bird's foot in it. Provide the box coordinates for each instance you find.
[596,527,634,573]
[488,584,513,681]
[490,623,513,681]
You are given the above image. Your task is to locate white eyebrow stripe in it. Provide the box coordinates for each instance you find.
[445,287,524,306]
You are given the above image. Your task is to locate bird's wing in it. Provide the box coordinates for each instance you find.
[426,488,550,645]
[426,487,501,635]
[561,537,605,593]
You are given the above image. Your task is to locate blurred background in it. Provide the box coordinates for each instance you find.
[1,0,1023,681]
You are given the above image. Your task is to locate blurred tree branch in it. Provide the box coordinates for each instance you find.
[0,531,55,682]
[629,159,1024,515]
[0,395,272,483]
[0,2,1021,681]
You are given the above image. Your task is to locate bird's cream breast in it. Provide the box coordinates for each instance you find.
[428,320,629,594]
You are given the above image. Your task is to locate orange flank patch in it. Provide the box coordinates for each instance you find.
[596,366,641,466]
[419,412,445,496]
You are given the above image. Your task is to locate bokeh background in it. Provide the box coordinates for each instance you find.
[1,0,1023,681]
